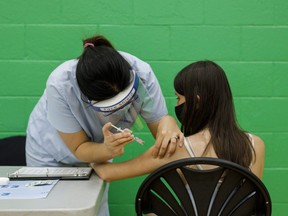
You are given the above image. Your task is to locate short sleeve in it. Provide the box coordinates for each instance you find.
[138,65,168,123]
[46,84,82,133]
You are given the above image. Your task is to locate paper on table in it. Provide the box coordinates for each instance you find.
[0,179,59,199]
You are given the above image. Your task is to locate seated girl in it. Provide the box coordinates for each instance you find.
[91,60,265,181]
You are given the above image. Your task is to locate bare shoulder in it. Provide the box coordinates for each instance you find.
[250,134,265,151]
[250,134,265,165]
[249,134,265,179]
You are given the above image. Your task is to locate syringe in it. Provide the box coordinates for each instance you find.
[111,124,144,145]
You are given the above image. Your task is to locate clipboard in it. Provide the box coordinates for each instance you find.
[8,167,93,180]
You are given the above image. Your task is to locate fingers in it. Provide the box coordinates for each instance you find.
[102,122,113,136]
[103,122,134,158]
[112,134,134,147]
[153,132,183,159]
[164,135,181,157]
[166,136,178,156]
[104,137,131,158]
[178,133,184,147]
[155,140,169,159]
[152,130,172,158]
[103,122,134,144]
[152,133,165,158]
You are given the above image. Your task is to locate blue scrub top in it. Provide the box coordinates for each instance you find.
[26,51,168,167]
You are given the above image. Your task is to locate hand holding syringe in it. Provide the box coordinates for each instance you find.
[111,124,144,145]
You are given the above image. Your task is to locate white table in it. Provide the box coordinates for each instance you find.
[0,166,106,216]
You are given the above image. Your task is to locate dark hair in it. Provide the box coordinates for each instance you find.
[76,35,132,101]
[174,60,254,168]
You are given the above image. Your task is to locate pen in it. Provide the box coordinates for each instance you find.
[111,124,144,145]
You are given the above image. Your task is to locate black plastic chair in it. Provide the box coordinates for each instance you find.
[135,157,271,216]
[0,135,27,166]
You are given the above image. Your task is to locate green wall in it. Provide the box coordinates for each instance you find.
[0,0,287,215]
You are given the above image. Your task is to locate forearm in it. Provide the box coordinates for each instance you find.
[58,125,134,164]
[74,141,112,163]
[92,160,149,182]
[58,129,113,163]
[92,147,170,182]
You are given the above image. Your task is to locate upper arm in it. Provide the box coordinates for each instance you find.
[250,135,265,179]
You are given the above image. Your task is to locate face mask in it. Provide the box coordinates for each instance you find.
[175,102,185,124]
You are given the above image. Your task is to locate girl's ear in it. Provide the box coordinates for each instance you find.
[196,95,201,109]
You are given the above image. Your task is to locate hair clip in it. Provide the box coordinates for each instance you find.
[84,43,95,48]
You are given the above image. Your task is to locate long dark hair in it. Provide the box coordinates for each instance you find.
[174,60,254,168]
[76,35,132,101]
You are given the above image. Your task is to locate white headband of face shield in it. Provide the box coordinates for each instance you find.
[89,70,139,113]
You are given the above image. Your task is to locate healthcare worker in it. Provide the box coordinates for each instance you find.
[25,34,182,216]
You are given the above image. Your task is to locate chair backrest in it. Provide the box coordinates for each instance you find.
[135,157,271,216]
[0,135,27,166]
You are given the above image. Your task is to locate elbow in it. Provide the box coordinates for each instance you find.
[98,173,112,182]
[94,170,113,182]
[99,176,114,183]
[91,163,114,182]
[103,178,113,183]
